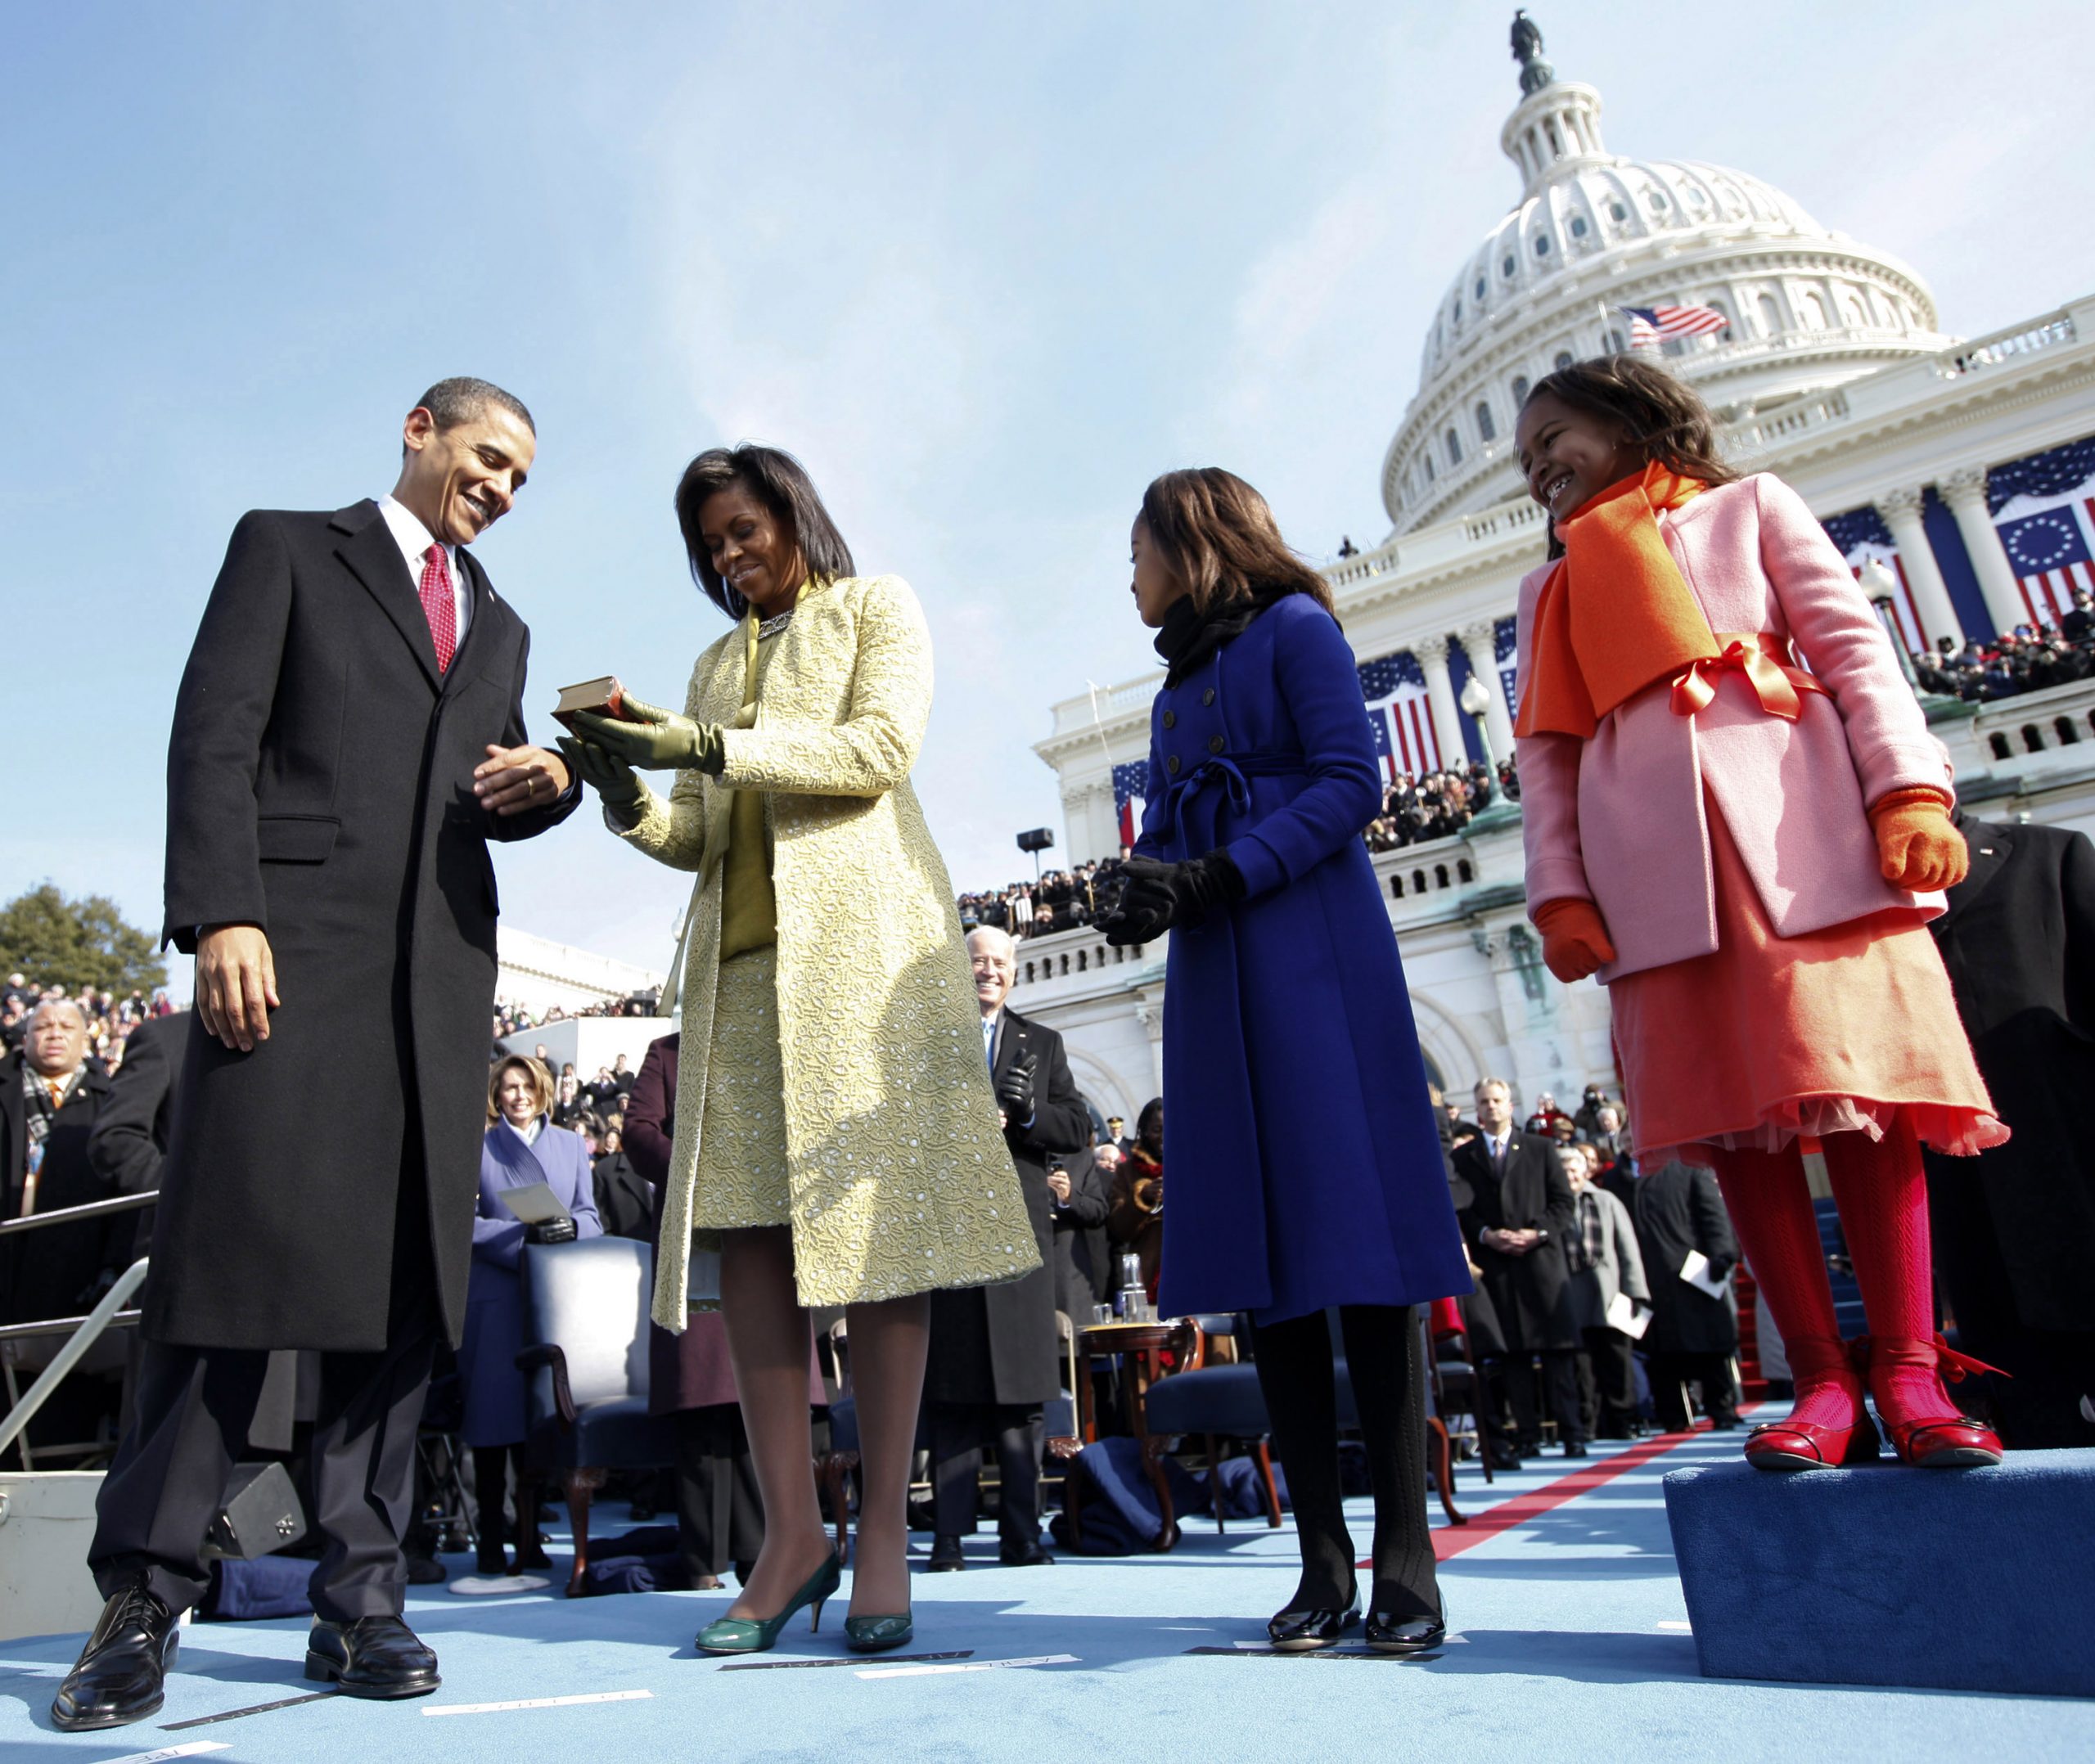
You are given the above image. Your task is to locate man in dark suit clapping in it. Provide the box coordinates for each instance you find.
[1453,1078,1584,1457]
[55,379,577,1732]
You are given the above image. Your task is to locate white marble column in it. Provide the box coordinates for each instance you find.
[1940,468,2032,636]
[1874,486,1965,653]
[1413,634,1469,772]
[1457,619,1518,766]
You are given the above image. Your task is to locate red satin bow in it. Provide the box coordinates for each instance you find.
[1669,632,1828,722]
[1849,1332,2011,1384]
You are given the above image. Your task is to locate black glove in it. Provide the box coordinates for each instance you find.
[527,1217,579,1246]
[996,1053,1037,1126]
[1100,852,1246,946]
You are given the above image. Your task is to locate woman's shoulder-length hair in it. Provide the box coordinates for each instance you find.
[1139,468,1337,619]
[675,443,857,620]
[488,1053,552,1125]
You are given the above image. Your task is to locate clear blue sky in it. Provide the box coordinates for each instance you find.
[7,1,2091,985]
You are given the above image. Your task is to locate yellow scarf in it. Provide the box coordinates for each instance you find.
[1514,461,1713,740]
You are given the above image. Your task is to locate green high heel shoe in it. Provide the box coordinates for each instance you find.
[693,1553,841,1656]
[843,1611,915,1654]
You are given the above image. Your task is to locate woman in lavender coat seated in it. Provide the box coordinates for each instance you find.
[462,1055,602,1574]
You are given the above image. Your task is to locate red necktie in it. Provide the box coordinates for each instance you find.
[418,543,457,673]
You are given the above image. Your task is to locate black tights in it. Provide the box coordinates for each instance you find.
[1250,1305,1439,1621]
[471,1445,544,1567]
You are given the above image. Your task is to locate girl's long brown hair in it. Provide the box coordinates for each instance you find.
[1525,355,1737,488]
[1138,468,1336,618]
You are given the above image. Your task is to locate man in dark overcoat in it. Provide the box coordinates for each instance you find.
[925,928,1088,1569]
[0,999,122,1451]
[1453,1078,1584,1456]
[1631,1159,1740,1432]
[55,379,578,1733]
[1047,1141,1113,1320]
[1923,809,2095,1446]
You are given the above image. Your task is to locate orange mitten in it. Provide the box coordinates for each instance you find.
[1533,896,1617,983]
[1867,787,1967,893]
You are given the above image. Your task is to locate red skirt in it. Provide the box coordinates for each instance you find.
[1609,796,2007,1169]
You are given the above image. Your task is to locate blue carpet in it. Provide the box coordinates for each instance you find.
[1666,1447,2095,1696]
[2,1430,2090,1762]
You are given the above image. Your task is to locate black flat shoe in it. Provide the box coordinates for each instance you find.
[1267,1596,1362,1652]
[50,1579,178,1731]
[1563,1441,1589,1458]
[305,1615,441,1700]
[1365,1600,1448,1654]
[927,1534,966,1573]
[998,1542,1054,1567]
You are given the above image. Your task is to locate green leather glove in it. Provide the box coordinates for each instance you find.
[556,736,647,818]
[567,693,726,774]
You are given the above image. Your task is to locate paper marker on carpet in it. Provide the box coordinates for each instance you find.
[96,1744,231,1763]
[858,1653,1079,1679]
[423,1689,654,1717]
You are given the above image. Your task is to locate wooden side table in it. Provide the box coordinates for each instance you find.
[1075,1320,1188,1549]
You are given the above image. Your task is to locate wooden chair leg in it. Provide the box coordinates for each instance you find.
[1254,1441,1283,1528]
[562,1466,606,1597]
[1205,1434,1226,1534]
[1427,1415,1466,1527]
[1139,1434,1180,1552]
[813,1450,859,1564]
[1047,1435,1084,1548]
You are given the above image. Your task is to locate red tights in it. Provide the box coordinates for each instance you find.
[1709,1113,1953,1427]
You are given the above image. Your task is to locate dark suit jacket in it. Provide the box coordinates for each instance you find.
[1048,1146,1112,1319]
[1452,1131,1575,1352]
[148,500,576,1352]
[0,1055,116,1327]
[87,1011,190,1268]
[1924,815,2095,1334]
[592,1152,653,1242]
[1631,1161,1739,1356]
[926,1006,1089,1406]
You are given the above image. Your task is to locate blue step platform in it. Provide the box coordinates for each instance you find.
[1664,1447,2095,1697]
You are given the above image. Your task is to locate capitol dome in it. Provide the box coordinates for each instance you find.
[1383,17,1949,535]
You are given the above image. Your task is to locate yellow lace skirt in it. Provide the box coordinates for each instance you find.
[690,946,791,1231]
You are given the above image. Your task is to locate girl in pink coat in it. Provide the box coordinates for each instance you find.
[1511,357,2007,1473]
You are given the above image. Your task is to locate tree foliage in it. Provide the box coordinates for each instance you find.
[0,884,167,996]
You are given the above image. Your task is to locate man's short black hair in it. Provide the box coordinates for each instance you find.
[409,376,535,443]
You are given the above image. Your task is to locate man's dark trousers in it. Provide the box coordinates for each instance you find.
[929,1402,1045,1552]
[89,1163,438,1621]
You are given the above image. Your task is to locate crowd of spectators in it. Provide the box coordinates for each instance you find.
[0,974,175,1067]
[956,862,1111,940]
[1913,598,2094,701]
[492,992,657,1040]
[1366,759,1517,852]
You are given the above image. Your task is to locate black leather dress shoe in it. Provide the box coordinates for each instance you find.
[1366,1600,1448,1654]
[304,1615,440,1699]
[998,1542,1054,1567]
[1563,1440,1590,1458]
[927,1534,966,1572]
[51,1580,179,1731]
[1267,1593,1361,1653]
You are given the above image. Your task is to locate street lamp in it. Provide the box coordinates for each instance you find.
[1458,672,1496,771]
[1858,557,1921,691]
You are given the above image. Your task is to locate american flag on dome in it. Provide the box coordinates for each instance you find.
[1357,649,1444,780]
[1111,760,1149,850]
[1620,304,1729,347]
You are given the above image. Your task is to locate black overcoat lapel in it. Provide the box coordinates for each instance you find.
[329,500,444,693]
[1935,821,2014,934]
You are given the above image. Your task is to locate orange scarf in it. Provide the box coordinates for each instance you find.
[1514,461,1714,740]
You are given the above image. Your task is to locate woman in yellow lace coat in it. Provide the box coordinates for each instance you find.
[563,445,1025,1655]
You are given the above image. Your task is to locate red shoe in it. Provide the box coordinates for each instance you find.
[1743,1334,1879,1472]
[1860,1334,2005,1469]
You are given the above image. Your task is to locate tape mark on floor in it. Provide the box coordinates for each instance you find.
[423,1688,654,1717]
[162,1689,339,1729]
[95,1744,230,1763]
[719,1650,973,1672]
[857,1653,1079,1680]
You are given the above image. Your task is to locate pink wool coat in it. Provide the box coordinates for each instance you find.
[1515,472,1949,982]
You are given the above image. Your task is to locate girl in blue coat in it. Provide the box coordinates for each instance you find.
[1102,469,1471,1652]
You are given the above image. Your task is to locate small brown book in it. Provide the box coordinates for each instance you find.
[553,676,625,729]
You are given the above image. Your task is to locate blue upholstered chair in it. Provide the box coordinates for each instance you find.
[514,1236,676,1595]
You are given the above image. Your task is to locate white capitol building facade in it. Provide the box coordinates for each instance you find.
[1015,23,2095,1129]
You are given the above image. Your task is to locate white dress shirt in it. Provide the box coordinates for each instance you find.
[377,494,474,641]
